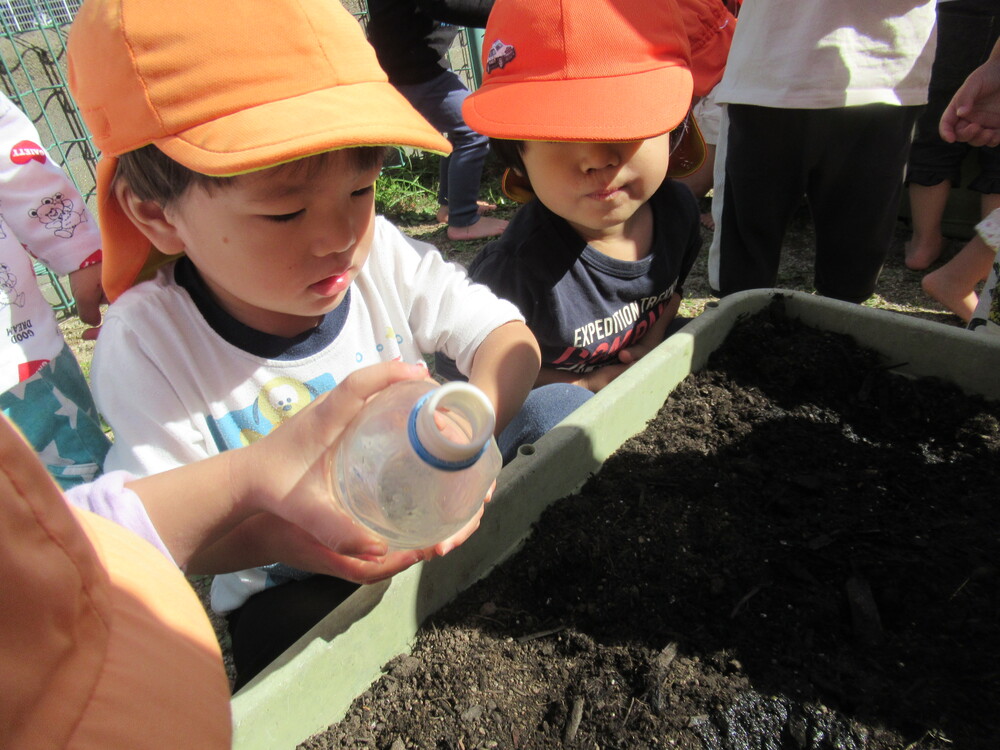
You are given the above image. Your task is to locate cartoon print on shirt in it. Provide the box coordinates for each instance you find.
[374,324,405,356]
[214,375,329,447]
[0,262,26,311]
[256,377,317,425]
[28,192,87,239]
[0,212,7,240]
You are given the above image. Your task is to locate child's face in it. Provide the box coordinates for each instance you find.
[163,151,380,337]
[519,135,671,242]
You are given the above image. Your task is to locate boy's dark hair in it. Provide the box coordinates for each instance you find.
[115,144,389,204]
[488,138,527,176]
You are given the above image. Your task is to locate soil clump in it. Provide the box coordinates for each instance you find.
[302,300,1000,750]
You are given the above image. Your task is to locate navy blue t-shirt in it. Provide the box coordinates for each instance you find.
[438,178,700,379]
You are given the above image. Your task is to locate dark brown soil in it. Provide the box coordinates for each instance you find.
[303,298,1000,750]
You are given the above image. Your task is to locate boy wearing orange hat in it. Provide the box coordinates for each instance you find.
[64,0,581,687]
[437,0,730,393]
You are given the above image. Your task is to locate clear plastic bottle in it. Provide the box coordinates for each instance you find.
[328,379,502,550]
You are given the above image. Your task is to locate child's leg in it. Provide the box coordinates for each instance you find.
[922,232,995,322]
[411,71,506,239]
[0,344,111,489]
[922,193,1000,321]
[905,181,952,270]
[395,71,506,238]
[810,104,919,303]
[497,384,592,464]
[904,3,998,269]
[714,104,807,297]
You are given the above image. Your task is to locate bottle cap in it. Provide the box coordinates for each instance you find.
[410,382,496,469]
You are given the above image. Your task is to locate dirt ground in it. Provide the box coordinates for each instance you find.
[301,299,1000,750]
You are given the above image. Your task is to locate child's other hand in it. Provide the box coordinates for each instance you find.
[423,487,491,558]
[576,363,630,393]
[68,262,106,337]
[618,293,680,366]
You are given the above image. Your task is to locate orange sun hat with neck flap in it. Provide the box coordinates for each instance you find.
[464,0,695,143]
[66,0,451,302]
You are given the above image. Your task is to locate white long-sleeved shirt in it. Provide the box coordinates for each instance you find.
[0,92,102,392]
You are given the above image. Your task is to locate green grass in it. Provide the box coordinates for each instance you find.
[375,149,511,225]
[376,150,441,223]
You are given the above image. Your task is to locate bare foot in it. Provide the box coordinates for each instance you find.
[436,201,498,225]
[447,216,509,241]
[700,212,715,231]
[922,267,978,322]
[904,236,943,271]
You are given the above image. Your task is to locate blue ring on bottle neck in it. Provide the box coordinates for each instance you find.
[408,391,489,471]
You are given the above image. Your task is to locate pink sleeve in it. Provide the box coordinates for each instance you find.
[64,470,177,566]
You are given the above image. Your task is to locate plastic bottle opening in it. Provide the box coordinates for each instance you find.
[409,382,496,470]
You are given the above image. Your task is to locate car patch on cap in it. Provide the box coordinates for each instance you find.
[487,40,516,73]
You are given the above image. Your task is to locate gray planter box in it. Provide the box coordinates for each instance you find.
[231,289,1000,749]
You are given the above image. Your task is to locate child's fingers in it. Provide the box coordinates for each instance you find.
[313,548,426,585]
[250,360,430,526]
[312,361,429,436]
[427,505,486,558]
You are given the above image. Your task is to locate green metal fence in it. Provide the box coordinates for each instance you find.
[1,0,94,202]
[0,0,482,202]
[1,0,483,315]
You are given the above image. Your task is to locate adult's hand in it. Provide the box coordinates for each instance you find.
[940,40,1000,147]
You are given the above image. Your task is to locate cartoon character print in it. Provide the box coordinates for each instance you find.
[240,376,320,445]
[0,262,25,311]
[28,192,87,239]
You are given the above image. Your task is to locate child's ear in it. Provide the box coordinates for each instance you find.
[113,181,187,256]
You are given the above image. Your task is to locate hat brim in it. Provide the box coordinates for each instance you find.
[0,416,231,747]
[98,81,452,300]
[464,65,693,142]
[155,81,451,176]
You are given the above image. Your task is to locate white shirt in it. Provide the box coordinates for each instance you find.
[713,1,938,109]
[93,216,523,477]
[0,93,102,391]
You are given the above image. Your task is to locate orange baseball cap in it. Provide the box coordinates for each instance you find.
[67,0,452,302]
[463,0,694,143]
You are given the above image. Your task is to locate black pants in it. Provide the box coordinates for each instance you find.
[227,574,359,691]
[906,2,1000,192]
[717,103,921,303]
